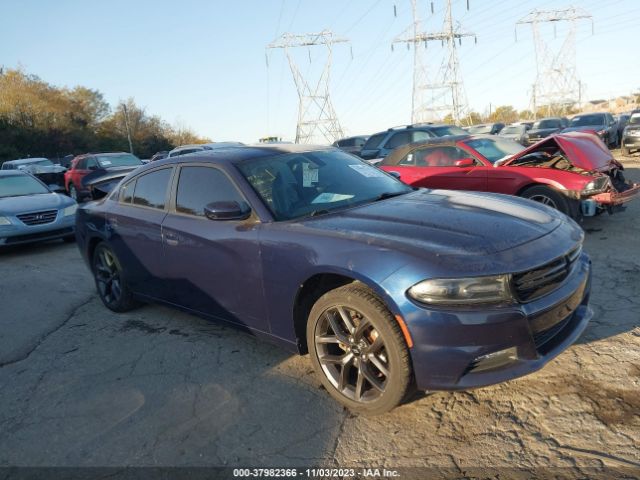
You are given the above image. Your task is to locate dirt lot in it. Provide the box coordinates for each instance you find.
[0,152,638,478]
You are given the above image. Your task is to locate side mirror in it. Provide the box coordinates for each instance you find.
[204,201,251,221]
[454,158,475,167]
[388,171,401,179]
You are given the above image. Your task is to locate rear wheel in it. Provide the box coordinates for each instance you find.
[521,185,569,215]
[307,283,412,415]
[92,242,139,312]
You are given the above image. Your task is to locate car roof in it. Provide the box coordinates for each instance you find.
[142,144,334,170]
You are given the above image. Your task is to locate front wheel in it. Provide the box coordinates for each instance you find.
[521,185,569,215]
[92,242,139,312]
[621,145,630,156]
[307,283,413,415]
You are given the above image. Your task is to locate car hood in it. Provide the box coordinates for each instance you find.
[298,190,563,257]
[0,193,74,214]
[527,128,559,137]
[503,132,614,171]
[562,126,603,134]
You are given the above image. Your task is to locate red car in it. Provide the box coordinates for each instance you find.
[379,132,640,218]
[65,152,143,201]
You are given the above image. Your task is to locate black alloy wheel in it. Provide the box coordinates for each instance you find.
[92,243,139,312]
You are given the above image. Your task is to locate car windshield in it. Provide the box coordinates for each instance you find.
[466,125,492,134]
[500,126,524,135]
[429,125,468,137]
[237,150,412,221]
[96,154,142,168]
[570,114,605,127]
[533,119,559,129]
[629,114,640,125]
[0,175,50,198]
[464,137,525,164]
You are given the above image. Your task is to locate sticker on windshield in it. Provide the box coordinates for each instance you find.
[348,164,387,177]
[100,160,112,166]
[312,193,354,204]
[303,163,319,187]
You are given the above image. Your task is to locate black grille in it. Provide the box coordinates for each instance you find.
[16,210,58,226]
[513,245,582,302]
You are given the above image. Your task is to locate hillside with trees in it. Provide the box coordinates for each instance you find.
[0,68,210,162]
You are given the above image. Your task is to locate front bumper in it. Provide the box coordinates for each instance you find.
[0,212,75,246]
[591,183,640,207]
[398,253,592,391]
[622,135,640,149]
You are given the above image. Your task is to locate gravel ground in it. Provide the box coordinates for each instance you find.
[0,153,638,478]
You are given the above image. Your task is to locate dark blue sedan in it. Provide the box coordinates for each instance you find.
[75,145,592,414]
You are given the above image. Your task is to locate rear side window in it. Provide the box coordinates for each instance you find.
[176,166,244,217]
[355,137,366,147]
[362,133,386,150]
[131,168,172,209]
[385,131,411,149]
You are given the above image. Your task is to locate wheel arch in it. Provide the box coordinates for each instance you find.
[292,269,402,354]
[515,179,567,197]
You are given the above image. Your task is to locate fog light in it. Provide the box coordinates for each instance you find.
[469,346,518,373]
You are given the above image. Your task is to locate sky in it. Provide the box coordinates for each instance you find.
[1,0,639,144]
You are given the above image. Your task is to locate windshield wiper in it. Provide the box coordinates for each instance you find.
[309,209,330,217]
[373,191,409,202]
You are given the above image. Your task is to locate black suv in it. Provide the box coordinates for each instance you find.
[359,124,467,161]
[524,117,569,145]
[621,110,640,156]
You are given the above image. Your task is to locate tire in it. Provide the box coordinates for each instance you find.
[521,185,569,216]
[63,234,76,243]
[621,145,630,156]
[307,282,412,415]
[92,242,139,312]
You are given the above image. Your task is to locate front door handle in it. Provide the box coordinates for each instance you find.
[164,232,179,247]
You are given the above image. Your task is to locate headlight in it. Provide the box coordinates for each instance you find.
[582,176,610,194]
[596,129,606,136]
[62,204,77,217]
[0,216,11,226]
[407,274,512,305]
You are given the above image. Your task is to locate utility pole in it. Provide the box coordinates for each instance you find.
[516,7,593,117]
[122,103,134,154]
[266,30,348,144]
[393,0,476,125]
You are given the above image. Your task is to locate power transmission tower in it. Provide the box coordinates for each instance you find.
[393,0,476,124]
[516,6,593,118]
[267,30,348,144]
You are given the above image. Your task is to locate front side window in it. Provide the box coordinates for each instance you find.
[176,166,244,217]
[362,133,386,150]
[385,132,411,149]
[237,150,411,221]
[86,157,98,170]
[401,146,472,167]
[131,168,172,209]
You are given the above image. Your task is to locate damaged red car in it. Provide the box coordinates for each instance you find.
[379,132,640,218]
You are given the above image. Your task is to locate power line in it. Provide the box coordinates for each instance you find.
[392,0,476,124]
[267,30,349,144]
